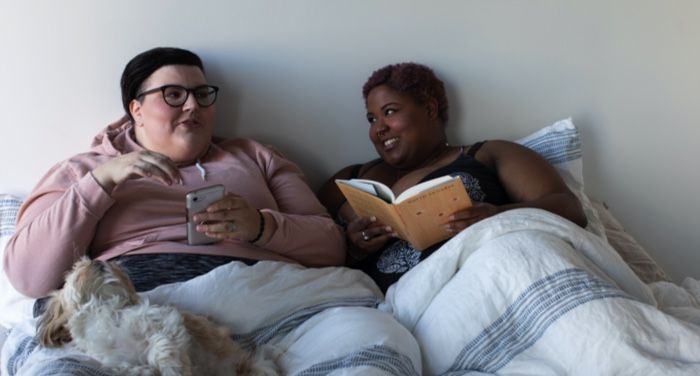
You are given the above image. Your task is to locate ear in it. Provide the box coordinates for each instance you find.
[37,293,73,347]
[129,99,143,126]
[110,261,140,305]
[425,98,439,120]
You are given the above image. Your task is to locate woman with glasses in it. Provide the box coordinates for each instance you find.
[4,47,345,299]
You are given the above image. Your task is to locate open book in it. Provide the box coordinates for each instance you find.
[335,175,472,250]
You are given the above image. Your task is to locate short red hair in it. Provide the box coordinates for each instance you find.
[362,63,449,124]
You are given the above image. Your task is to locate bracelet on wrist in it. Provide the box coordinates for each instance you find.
[249,209,265,244]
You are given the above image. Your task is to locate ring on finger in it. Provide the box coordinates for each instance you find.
[361,230,370,241]
[227,221,236,232]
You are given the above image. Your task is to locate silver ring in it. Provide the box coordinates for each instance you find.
[361,231,370,241]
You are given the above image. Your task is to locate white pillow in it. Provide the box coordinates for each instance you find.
[0,195,35,328]
[515,118,607,240]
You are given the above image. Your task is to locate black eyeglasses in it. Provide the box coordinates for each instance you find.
[136,85,220,107]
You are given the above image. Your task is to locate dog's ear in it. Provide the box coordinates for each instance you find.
[36,293,73,347]
[109,261,140,305]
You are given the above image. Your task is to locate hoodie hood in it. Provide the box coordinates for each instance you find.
[90,115,136,157]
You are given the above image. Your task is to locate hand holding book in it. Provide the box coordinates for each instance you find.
[335,175,472,250]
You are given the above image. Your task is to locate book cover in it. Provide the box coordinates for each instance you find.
[335,175,472,250]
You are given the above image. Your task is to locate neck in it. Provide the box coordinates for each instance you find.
[417,141,451,168]
[394,141,451,180]
[175,144,212,167]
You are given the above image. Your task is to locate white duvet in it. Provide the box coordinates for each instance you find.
[1,262,421,375]
[3,208,700,376]
[381,208,700,375]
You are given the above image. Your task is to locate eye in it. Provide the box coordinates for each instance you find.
[163,87,186,100]
[384,108,396,116]
[366,114,376,124]
[193,87,212,100]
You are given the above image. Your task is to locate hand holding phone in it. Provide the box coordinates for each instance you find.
[186,185,225,245]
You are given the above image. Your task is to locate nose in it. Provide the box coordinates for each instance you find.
[375,121,388,138]
[182,92,200,111]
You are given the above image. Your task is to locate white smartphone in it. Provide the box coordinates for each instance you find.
[186,184,225,245]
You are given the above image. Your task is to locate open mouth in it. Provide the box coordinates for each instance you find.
[382,137,399,149]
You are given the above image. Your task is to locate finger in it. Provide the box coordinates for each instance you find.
[449,208,482,221]
[129,163,173,186]
[347,216,377,233]
[444,216,481,233]
[192,207,244,225]
[198,220,236,235]
[364,232,394,246]
[194,209,233,223]
[356,225,393,246]
[206,193,246,213]
[362,225,393,240]
[139,152,182,183]
[128,152,180,185]
[360,230,371,242]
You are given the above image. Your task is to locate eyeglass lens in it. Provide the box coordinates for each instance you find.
[163,86,217,107]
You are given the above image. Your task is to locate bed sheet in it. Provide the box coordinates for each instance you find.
[2,261,421,375]
[381,208,700,375]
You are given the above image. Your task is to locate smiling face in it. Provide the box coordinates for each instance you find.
[365,85,445,169]
[129,65,215,163]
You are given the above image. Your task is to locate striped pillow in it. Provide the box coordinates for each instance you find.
[516,118,583,186]
[516,118,606,240]
[0,195,21,239]
[1,195,35,329]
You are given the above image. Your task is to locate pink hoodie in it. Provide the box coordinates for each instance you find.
[4,118,345,298]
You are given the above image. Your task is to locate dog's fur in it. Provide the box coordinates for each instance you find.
[37,257,280,376]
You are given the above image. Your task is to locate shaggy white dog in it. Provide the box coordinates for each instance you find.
[37,257,280,376]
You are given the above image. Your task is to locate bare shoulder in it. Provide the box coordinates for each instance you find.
[480,139,529,152]
[471,140,529,166]
[479,139,544,161]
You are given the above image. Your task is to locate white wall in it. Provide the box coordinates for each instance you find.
[1,1,698,282]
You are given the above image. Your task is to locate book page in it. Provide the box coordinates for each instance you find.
[336,179,396,203]
[395,175,458,203]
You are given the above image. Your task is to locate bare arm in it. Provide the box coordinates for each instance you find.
[446,140,587,232]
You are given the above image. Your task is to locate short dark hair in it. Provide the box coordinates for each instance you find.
[120,47,205,121]
[362,62,449,124]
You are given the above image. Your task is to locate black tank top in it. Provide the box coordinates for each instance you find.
[357,141,511,292]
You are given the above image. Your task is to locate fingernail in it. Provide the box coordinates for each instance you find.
[370,216,377,222]
[385,226,392,232]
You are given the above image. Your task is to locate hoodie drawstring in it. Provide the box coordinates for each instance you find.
[195,160,207,181]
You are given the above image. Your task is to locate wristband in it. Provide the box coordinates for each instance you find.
[249,210,265,243]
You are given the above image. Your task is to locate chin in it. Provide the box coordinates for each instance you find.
[171,138,211,162]
[378,150,408,169]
